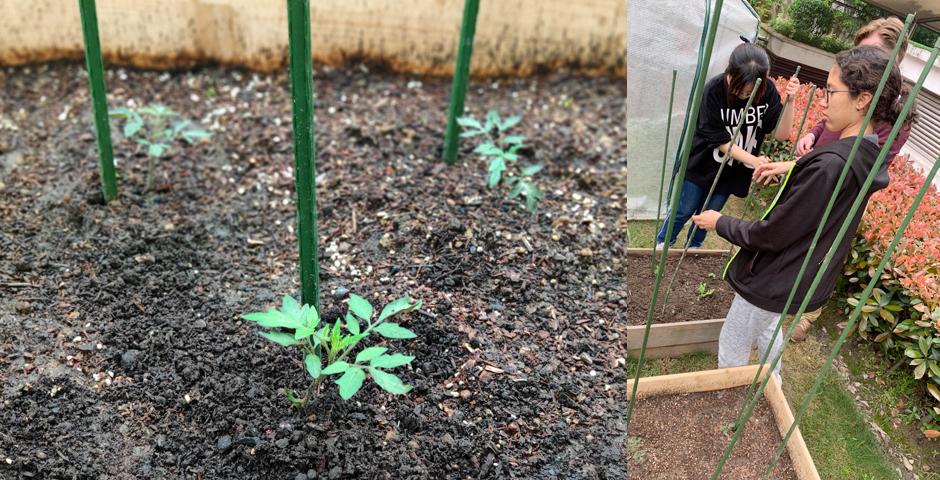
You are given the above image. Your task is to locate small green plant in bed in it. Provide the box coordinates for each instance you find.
[242,294,422,407]
[458,111,544,212]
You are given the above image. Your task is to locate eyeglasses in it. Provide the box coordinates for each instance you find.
[823,88,851,102]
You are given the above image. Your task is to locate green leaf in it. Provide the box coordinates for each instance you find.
[369,367,412,395]
[356,346,388,364]
[457,116,483,130]
[348,294,374,321]
[488,157,506,189]
[501,152,519,162]
[502,135,525,146]
[921,337,931,357]
[339,333,366,350]
[929,383,940,403]
[181,129,211,144]
[498,115,521,132]
[931,360,940,379]
[906,347,925,359]
[474,143,503,156]
[108,107,132,117]
[281,295,301,319]
[370,353,415,369]
[302,304,320,329]
[305,354,322,378]
[258,331,299,346]
[378,297,422,322]
[460,130,486,138]
[484,111,500,131]
[147,143,168,158]
[346,312,360,335]
[294,326,317,340]
[336,367,366,400]
[916,361,928,380]
[322,361,351,375]
[374,323,417,339]
[521,163,544,177]
[508,181,523,199]
[170,119,192,137]
[330,320,342,349]
[140,104,177,117]
[124,114,144,138]
[242,308,303,329]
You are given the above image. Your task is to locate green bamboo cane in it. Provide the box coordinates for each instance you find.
[712,15,914,479]
[788,85,817,159]
[763,39,940,479]
[443,0,481,165]
[652,69,679,272]
[660,78,763,314]
[286,0,320,312]
[78,0,118,202]
[625,0,725,455]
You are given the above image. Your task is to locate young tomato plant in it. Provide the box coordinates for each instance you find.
[697,282,715,300]
[242,294,422,407]
[109,104,211,191]
[458,111,544,212]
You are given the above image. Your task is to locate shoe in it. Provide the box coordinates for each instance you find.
[790,309,821,342]
[654,242,665,251]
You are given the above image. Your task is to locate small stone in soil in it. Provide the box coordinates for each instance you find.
[15,301,31,314]
[216,435,232,452]
[121,350,141,369]
[333,287,349,299]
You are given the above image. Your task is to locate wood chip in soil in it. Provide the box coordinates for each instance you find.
[628,386,796,479]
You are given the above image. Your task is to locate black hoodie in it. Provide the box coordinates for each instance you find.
[716,135,889,314]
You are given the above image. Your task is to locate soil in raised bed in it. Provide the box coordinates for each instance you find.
[628,386,797,479]
[626,254,735,325]
[0,63,629,479]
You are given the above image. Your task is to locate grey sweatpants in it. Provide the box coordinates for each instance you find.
[718,294,784,384]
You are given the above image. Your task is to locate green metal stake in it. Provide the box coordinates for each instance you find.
[788,84,817,159]
[764,39,940,478]
[660,78,764,314]
[652,69,679,271]
[625,0,725,454]
[443,0,481,165]
[286,0,320,312]
[78,0,118,202]
[713,15,914,479]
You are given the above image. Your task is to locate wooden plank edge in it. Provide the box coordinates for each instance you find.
[626,247,730,256]
[766,378,821,480]
[627,340,718,360]
[626,318,725,350]
[626,364,769,400]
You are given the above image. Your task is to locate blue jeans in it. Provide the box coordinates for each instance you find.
[656,180,730,248]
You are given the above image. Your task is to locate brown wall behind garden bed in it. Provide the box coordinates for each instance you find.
[0,0,626,76]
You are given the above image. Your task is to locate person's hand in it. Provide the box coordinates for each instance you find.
[692,210,722,231]
[749,155,770,168]
[753,161,794,186]
[796,133,815,156]
[785,75,800,99]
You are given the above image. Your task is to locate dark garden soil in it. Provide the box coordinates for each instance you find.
[627,386,796,479]
[0,63,631,479]
[626,255,735,325]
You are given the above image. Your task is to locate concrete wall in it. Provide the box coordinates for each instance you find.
[0,0,626,76]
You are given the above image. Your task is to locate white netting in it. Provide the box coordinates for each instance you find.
[627,0,759,219]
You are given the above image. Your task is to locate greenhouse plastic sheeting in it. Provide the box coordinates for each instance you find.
[627,0,759,219]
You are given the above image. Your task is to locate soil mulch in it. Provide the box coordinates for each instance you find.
[0,63,629,479]
[627,254,735,325]
[627,386,796,479]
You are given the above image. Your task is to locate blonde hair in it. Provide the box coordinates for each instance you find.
[854,17,909,61]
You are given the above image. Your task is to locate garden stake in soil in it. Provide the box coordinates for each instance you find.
[764,39,940,479]
[78,0,118,202]
[659,78,763,315]
[625,2,725,471]
[287,0,321,311]
[712,15,915,479]
[443,0,481,165]
[727,13,914,436]
[652,69,679,272]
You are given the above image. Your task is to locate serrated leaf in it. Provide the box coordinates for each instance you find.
[346,312,360,335]
[181,129,211,144]
[322,361,351,375]
[460,130,486,138]
[147,143,168,158]
[348,294,374,321]
[302,304,320,329]
[374,322,417,339]
[330,320,342,349]
[294,326,317,340]
[258,331,299,346]
[370,353,414,369]
[242,308,303,329]
[378,297,422,322]
[369,367,412,395]
[109,107,132,117]
[339,333,366,350]
[488,157,506,188]
[356,346,388,364]
[484,111,500,131]
[282,295,301,318]
[305,354,321,378]
[521,163,544,177]
[502,135,525,145]
[124,116,144,138]
[336,367,366,400]
[498,115,521,132]
[474,143,503,156]
[508,181,523,199]
[457,116,483,130]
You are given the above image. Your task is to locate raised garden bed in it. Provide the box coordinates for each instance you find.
[0,64,628,479]
[626,248,734,358]
[627,365,820,480]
